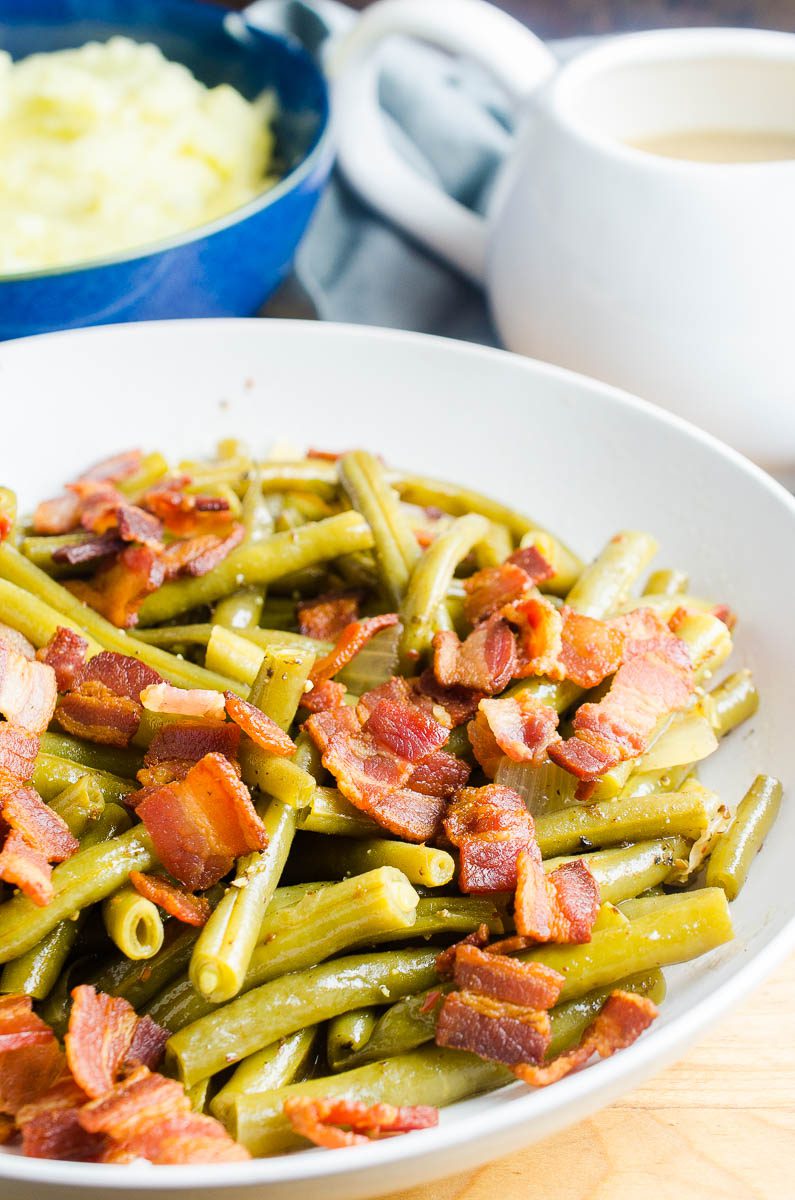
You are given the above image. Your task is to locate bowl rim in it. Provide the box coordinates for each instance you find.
[0,18,333,285]
[0,317,793,1189]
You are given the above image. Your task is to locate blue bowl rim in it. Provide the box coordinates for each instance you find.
[0,13,333,285]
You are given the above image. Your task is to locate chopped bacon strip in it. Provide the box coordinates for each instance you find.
[136,752,268,889]
[114,505,163,548]
[74,651,163,700]
[159,525,245,579]
[408,750,470,798]
[514,990,658,1087]
[443,785,535,894]
[141,486,234,538]
[144,720,240,767]
[556,609,625,688]
[283,1096,438,1150]
[0,625,35,659]
[298,592,361,640]
[224,692,296,756]
[0,832,53,906]
[414,668,483,727]
[433,615,517,694]
[78,450,143,484]
[363,697,449,763]
[435,924,491,978]
[507,545,556,585]
[0,643,57,733]
[453,944,564,1009]
[0,724,39,781]
[0,772,78,904]
[0,995,63,1115]
[469,696,560,777]
[36,627,89,692]
[300,678,348,713]
[141,683,225,722]
[126,1016,170,1071]
[129,872,211,927]
[56,684,141,748]
[67,545,165,628]
[435,991,551,1067]
[33,493,82,535]
[463,562,537,626]
[311,614,400,684]
[306,448,344,461]
[515,855,600,944]
[18,1076,105,1162]
[549,631,695,782]
[65,987,138,1100]
[502,595,563,679]
[79,1066,189,1138]
[103,1111,251,1164]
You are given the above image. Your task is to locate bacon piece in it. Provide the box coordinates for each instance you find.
[144,720,240,767]
[0,773,78,904]
[507,545,556,585]
[549,631,695,781]
[79,1066,189,1138]
[0,995,63,1115]
[0,832,53,905]
[36,627,89,692]
[363,698,449,763]
[78,450,143,484]
[311,614,400,684]
[33,493,82,535]
[136,752,267,889]
[67,480,125,535]
[556,608,625,688]
[453,944,564,1009]
[65,987,139,1099]
[224,692,296,756]
[0,625,35,659]
[300,678,348,713]
[435,924,491,978]
[469,696,560,777]
[463,562,536,626]
[56,685,140,747]
[435,990,550,1067]
[141,487,234,538]
[408,750,470,798]
[502,594,563,679]
[126,1016,170,1071]
[433,615,517,694]
[114,505,164,548]
[103,1111,251,1164]
[0,644,57,733]
[141,683,225,721]
[515,854,600,944]
[67,545,165,628]
[159,525,245,579]
[298,593,361,640]
[514,990,658,1086]
[129,871,211,927]
[414,668,483,727]
[0,724,39,781]
[18,1075,106,1162]
[74,650,162,700]
[306,448,344,461]
[283,1096,438,1150]
[443,785,536,894]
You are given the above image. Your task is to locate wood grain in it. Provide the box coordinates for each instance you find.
[383,953,795,1200]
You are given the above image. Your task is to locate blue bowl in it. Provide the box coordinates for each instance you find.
[0,0,333,339]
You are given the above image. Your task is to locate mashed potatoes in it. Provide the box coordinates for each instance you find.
[0,37,277,274]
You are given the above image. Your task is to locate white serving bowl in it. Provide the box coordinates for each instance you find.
[0,319,793,1200]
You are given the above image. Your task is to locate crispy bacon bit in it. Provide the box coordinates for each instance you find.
[435,924,491,978]
[549,631,695,782]
[56,685,141,747]
[443,785,536,894]
[556,608,625,688]
[469,696,560,777]
[141,683,225,722]
[33,493,82,535]
[514,990,658,1087]
[103,1111,251,1164]
[300,678,348,713]
[507,545,556,585]
[415,668,483,726]
[0,724,39,781]
[74,651,162,700]
[78,450,143,484]
[0,995,64,1116]
[298,593,361,640]
[0,772,78,904]
[503,594,563,679]
[433,615,517,694]
[453,945,564,1009]
[224,693,296,756]
[0,626,34,660]
[435,991,550,1067]
[18,1076,105,1162]
[463,563,536,626]
[159,525,245,579]
[363,698,449,763]
[0,644,57,733]
[136,752,267,888]
[141,487,234,538]
[79,1066,189,1138]
[129,872,211,927]
[36,627,89,692]
[515,855,600,944]
[0,832,52,906]
[408,750,470,797]
[283,1096,438,1150]
[67,545,165,628]
[144,720,240,767]
[126,1016,170,1071]
[65,987,139,1099]
[311,614,400,684]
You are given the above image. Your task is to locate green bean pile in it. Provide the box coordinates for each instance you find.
[0,443,779,1160]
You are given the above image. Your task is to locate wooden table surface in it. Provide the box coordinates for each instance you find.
[382,953,795,1200]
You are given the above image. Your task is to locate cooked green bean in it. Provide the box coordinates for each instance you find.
[535,791,714,858]
[704,669,759,739]
[213,588,265,631]
[238,749,315,810]
[102,885,164,960]
[204,625,326,687]
[706,775,783,900]
[254,460,339,498]
[40,731,143,779]
[474,522,514,571]
[340,450,420,606]
[297,786,381,838]
[399,513,490,669]
[564,531,659,618]
[32,754,134,805]
[543,838,690,904]
[116,451,170,498]
[326,1010,379,1072]
[89,921,202,1008]
[619,763,692,800]
[290,834,455,887]
[0,576,103,655]
[248,646,314,732]
[131,624,213,649]
[643,568,689,597]
[519,530,583,596]
[137,513,373,626]
[21,533,97,578]
[47,776,105,837]
[389,472,548,543]
[211,1027,319,1122]
[166,947,438,1086]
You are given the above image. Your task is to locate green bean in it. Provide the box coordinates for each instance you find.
[518,887,733,1002]
[165,947,438,1086]
[336,985,450,1069]
[187,1079,211,1114]
[0,825,155,963]
[535,791,714,858]
[47,776,105,837]
[253,460,339,499]
[21,533,97,578]
[326,1010,379,1072]
[213,588,265,631]
[473,522,514,571]
[204,625,326,687]
[340,451,420,606]
[137,513,373,626]
[518,530,583,597]
[179,455,252,490]
[290,834,455,887]
[40,731,143,779]
[399,513,490,669]
[704,669,759,739]
[389,472,548,543]
[643,568,689,597]
[0,546,241,692]
[619,763,692,800]
[113,450,169,498]
[89,921,202,1008]
[102,885,164,960]
[296,786,381,838]
[249,646,314,732]
[547,970,666,1058]
[211,1028,319,1122]
[706,775,783,901]
[156,869,420,1033]
[543,838,690,904]
[565,531,659,618]
[616,894,677,920]
[352,895,504,949]
[238,750,315,810]
[227,1045,507,1155]
[131,624,213,648]
[32,754,134,805]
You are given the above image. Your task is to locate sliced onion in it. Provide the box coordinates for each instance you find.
[494,757,578,817]
[641,711,718,773]
[337,624,401,695]
[669,780,731,880]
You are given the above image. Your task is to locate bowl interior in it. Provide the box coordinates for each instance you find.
[0,0,328,176]
[0,319,793,1197]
